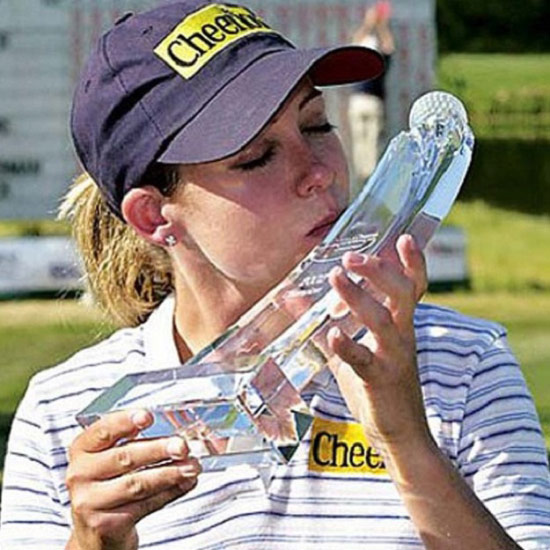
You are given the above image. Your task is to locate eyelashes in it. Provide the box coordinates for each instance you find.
[235,122,337,172]
[236,145,277,171]
[304,122,337,135]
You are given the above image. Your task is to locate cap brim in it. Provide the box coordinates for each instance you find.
[158,45,384,165]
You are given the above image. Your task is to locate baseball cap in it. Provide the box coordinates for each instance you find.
[71,0,384,219]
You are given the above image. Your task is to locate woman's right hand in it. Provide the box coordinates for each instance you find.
[65,409,201,550]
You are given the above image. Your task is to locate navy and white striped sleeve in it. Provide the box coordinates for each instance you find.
[0,378,71,549]
[457,334,550,549]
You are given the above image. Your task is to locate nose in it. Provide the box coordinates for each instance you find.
[293,140,335,198]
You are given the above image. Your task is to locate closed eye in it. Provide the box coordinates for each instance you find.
[234,144,276,171]
[303,122,337,135]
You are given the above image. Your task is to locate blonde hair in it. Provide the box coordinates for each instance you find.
[59,173,174,327]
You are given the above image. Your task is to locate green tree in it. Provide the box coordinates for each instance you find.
[437,0,550,53]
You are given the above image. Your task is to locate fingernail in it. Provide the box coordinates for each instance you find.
[403,233,416,248]
[131,410,150,429]
[328,326,342,341]
[327,293,349,319]
[166,436,186,458]
[344,251,365,265]
[330,266,344,278]
[179,460,201,477]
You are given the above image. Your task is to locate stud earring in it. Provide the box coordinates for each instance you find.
[164,235,177,247]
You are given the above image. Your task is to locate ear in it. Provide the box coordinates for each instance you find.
[121,186,178,247]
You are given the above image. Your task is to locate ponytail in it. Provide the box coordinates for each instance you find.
[59,173,174,327]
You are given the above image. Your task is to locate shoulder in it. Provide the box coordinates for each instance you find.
[33,324,146,390]
[414,301,507,347]
[413,302,513,394]
[20,324,148,425]
[17,296,176,433]
[5,323,150,494]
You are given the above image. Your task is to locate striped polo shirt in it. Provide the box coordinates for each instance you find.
[2,297,550,549]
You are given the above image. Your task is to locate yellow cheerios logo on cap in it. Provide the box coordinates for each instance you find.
[309,417,387,475]
[154,4,278,79]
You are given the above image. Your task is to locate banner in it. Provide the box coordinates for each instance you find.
[0,226,467,297]
[0,236,83,297]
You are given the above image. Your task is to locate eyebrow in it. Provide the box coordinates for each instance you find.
[300,88,323,109]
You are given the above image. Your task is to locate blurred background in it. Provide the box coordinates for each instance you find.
[1,0,549,485]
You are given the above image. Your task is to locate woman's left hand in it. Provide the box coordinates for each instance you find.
[326,234,524,550]
[327,234,431,461]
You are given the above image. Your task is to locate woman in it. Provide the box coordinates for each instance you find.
[1,2,549,549]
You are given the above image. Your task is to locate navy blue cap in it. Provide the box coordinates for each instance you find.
[71,0,384,219]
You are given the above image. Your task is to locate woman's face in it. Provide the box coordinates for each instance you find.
[167,80,350,292]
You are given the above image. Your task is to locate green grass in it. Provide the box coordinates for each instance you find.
[0,301,114,415]
[0,219,69,237]
[438,53,550,138]
[0,301,114,479]
[438,54,550,108]
[445,201,550,291]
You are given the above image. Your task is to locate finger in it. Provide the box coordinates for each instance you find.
[72,410,153,455]
[70,476,200,547]
[327,292,350,319]
[342,252,416,323]
[82,458,201,510]
[126,473,200,524]
[76,435,190,481]
[327,326,375,381]
[396,234,428,301]
[328,266,400,351]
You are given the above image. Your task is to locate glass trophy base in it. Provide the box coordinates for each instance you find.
[77,358,313,471]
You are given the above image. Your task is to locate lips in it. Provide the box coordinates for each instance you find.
[307,211,341,238]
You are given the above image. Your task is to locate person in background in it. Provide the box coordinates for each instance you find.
[1,1,549,549]
[348,1,395,186]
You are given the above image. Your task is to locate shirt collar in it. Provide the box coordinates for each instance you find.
[142,295,181,369]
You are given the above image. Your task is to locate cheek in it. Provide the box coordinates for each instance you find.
[185,198,255,249]
[182,192,292,281]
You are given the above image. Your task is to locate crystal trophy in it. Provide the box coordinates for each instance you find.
[77,91,474,472]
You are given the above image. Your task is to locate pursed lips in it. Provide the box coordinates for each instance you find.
[307,210,342,237]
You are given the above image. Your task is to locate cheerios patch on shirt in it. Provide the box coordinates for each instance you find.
[308,416,387,475]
